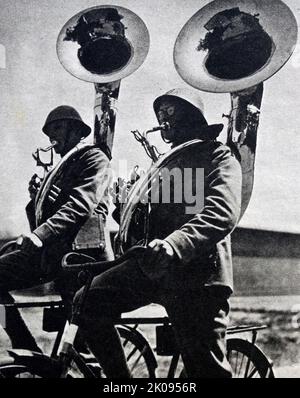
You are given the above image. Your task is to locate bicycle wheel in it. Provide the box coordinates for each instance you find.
[0,327,157,379]
[79,326,157,378]
[0,363,50,378]
[0,352,69,379]
[117,326,157,378]
[226,338,274,378]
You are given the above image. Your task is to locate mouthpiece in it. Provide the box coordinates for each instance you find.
[32,140,57,172]
[161,122,170,131]
[43,141,58,151]
[146,122,170,134]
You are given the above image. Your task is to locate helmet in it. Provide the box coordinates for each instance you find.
[42,105,91,138]
[153,87,223,138]
[154,87,205,116]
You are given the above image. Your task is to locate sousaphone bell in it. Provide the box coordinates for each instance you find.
[174,0,298,93]
[57,5,150,159]
[173,0,298,218]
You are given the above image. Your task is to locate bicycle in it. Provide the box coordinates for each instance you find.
[0,245,275,378]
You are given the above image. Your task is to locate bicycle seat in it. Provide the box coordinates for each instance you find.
[62,245,146,274]
[62,252,96,267]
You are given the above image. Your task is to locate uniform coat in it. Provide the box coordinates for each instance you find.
[123,139,242,292]
[26,144,111,276]
[0,143,111,351]
[75,139,242,378]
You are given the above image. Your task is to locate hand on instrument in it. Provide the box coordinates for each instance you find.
[111,178,129,209]
[28,174,42,200]
[129,165,142,185]
[16,233,43,253]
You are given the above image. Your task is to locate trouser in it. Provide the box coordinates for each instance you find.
[0,247,106,352]
[0,249,44,351]
[74,258,232,378]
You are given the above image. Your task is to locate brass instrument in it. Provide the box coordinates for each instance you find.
[173,0,298,219]
[117,0,298,253]
[32,140,58,177]
[131,122,170,163]
[56,5,150,159]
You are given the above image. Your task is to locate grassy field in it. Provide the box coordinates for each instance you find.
[1,292,300,377]
[230,295,300,371]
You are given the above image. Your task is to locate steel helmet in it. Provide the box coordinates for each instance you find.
[153,87,223,138]
[42,105,91,138]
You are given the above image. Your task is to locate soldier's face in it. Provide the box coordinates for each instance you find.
[45,120,71,155]
[157,99,185,143]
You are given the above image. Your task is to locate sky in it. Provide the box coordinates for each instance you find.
[0,0,299,238]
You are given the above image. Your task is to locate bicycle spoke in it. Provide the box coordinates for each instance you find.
[129,351,145,373]
[126,345,140,362]
[122,337,130,349]
[247,366,258,378]
[243,356,252,378]
[227,338,273,379]
[237,353,245,377]
[227,349,232,363]
[234,350,239,375]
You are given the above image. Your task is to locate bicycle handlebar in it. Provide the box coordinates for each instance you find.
[61,246,147,274]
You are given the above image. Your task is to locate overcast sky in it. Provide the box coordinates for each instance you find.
[0,0,299,237]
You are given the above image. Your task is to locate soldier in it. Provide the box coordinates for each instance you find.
[74,88,242,378]
[0,105,111,352]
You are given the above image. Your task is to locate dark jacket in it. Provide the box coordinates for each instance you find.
[26,144,111,275]
[120,140,242,292]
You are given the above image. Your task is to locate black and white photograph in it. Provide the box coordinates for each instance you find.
[0,0,299,381]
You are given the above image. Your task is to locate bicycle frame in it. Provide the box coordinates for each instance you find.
[0,245,274,378]
[2,296,271,378]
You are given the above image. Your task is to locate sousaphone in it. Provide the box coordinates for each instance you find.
[57,5,150,159]
[117,0,298,254]
[174,0,298,218]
